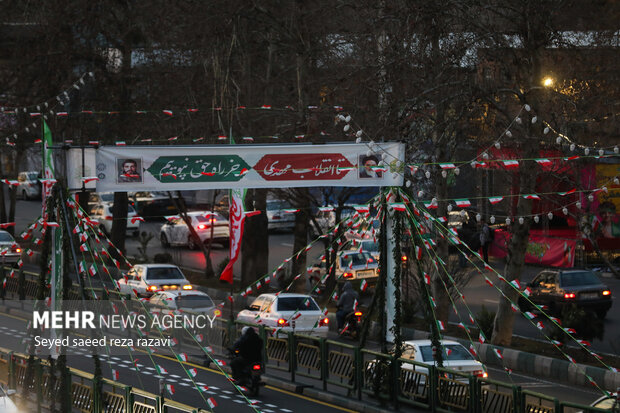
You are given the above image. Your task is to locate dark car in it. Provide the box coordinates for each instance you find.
[130,192,177,220]
[520,270,613,319]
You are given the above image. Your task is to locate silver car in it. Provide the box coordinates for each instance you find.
[160,211,229,249]
[267,200,296,232]
[17,171,41,200]
[0,230,21,267]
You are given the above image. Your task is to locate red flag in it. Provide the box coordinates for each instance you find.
[220,189,245,284]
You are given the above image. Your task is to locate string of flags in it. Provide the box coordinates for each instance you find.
[62,198,263,412]
[4,104,347,117]
[398,187,617,391]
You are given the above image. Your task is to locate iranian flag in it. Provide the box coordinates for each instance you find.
[439,163,456,169]
[360,279,368,292]
[389,202,407,212]
[522,194,540,200]
[488,197,504,204]
[559,189,576,196]
[166,384,175,395]
[502,160,519,168]
[219,188,246,283]
[188,368,198,377]
[42,121,55,218]
[454,199,471,208]
[207,398,217,408]
[535,158,552,167]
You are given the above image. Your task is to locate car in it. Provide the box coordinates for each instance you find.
[584,392,619,412]
[88,192,116,205]
[160,211,229,249]
[400,340,488,379]
[348,238,380,261]
[236,293,329,337]
[149,290,217,315]
[267,199,296,232]
[117,264,192,297]
[130,191,177,220]
[0,385,19,413]
[519,269,613,319]
[17,171,41,200]
[308,251,379,289]
[89,203,140,236]
[0,230,22,267]
[367,340,487,385]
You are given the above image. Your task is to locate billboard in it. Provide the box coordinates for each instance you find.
[95,143,405,192]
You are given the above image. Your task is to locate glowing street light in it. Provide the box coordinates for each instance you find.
[542,76,554,87]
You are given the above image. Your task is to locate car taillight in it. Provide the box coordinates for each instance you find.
[277,318,289,326]
[197,224,207,230]
[602,290,611,296]
[564,292,576,299]
[319,317,329,326]
[104,215,113,220]
[475,370,488,378]
[182,285,193,290]
[147,285,158,292]
[354,311,362,317]
[12,246,21,253]
[401,255,407,262]
[343,272,354,278]
[252,364,262,371]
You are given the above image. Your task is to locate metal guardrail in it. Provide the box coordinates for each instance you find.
[0,346,208,413]
[224,323,608,413]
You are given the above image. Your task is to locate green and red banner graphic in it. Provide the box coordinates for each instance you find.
[95,143,404,191]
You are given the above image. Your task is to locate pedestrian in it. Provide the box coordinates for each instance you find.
[479,218,491,265]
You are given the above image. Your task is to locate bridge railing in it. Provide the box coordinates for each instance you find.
[218,320,609,413]
[0,346,208,413]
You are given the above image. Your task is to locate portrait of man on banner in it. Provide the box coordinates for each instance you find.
[117,158,143,183]
[592,201,620,239]
[359,154,382,179]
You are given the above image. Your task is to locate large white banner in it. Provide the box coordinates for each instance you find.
[95,143,405,192]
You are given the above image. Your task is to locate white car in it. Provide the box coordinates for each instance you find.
[89,203,140,236]
[149,290,217,315]
[17,171,41,200]
[308,251,379,287]
[399,340,488,380]
[236,293,329,337]
[0,230,21,266]
[267,199,296,231]
[0,385,19,413]
[160,211,229,249]
[117,264,192,297]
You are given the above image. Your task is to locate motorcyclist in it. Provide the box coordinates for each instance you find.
[336,281,359,330]
[230,326,263,382]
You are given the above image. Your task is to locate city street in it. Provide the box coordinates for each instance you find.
[12,198,620,358]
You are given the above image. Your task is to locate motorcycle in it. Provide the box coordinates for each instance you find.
[339,310,363,339]
[228,349,264,396]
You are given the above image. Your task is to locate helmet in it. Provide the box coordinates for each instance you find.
[241,326,253,335]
